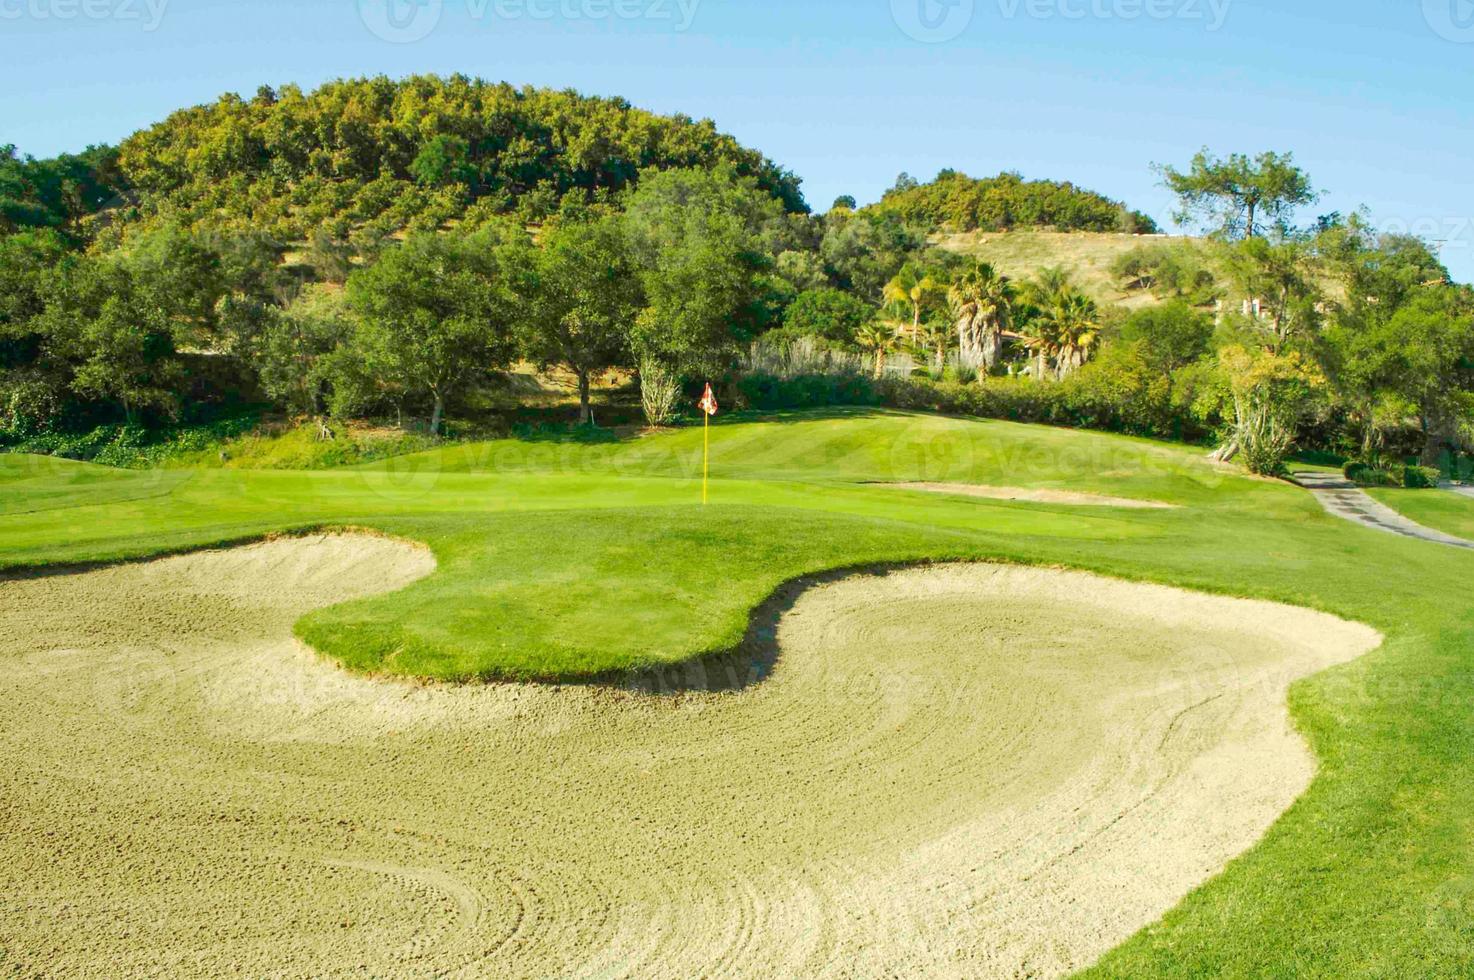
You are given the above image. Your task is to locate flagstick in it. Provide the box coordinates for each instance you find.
[702,405,710,506]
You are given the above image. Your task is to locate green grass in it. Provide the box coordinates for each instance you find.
[5,407,1474,975]
[1369,486,1474,540]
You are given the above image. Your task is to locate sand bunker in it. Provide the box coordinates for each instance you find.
[887,481,1177,509]
[0,538,1380,978]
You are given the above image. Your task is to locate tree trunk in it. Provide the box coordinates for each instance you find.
[577,370,593,426]
[980,316,1002,373]
[429,392,445,436]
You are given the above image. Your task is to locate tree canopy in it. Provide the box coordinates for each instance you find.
[874,169,1158,234]
[1159,149,1316,240]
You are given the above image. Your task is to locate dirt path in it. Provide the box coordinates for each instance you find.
[1292,471,1474,550]
[0,536,1381,978]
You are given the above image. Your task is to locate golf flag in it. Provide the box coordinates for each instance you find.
[700,384,717,505]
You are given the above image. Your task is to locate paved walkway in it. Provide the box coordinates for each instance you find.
[1290,471,1474,550]
[1447,483,1474,501]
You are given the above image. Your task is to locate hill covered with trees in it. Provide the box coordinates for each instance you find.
[871,169,1158,235]
[1,77,1470,485]
[110,75,808,240]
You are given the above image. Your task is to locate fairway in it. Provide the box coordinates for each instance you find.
[3,411,1474,976]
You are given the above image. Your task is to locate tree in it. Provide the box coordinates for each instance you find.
[780,288,876,346]
[1211,345,1324,474]
[38,255,181,424]
[1324,282,1474,464]
[1223,236,1322,352]
[853,322,898,379]
[948,261,1014,374]
[623,166,785,410]
[410,134,477,188]
[1159,150,1316,239]
[514,214,642,425]
[1024,289,1101,380]
[820,208,927,299]
[882,264,944,344]
[252,284,354,417]
[831,195,857,212]
[877,169,1158,234]
[346,228,517,434]
[774,250,829,293]
[1112,243,1219,304]
[1118,301,1214,392]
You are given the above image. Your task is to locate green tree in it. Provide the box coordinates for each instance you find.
[780,288,876,346]
[38,255,181,424]
[514,215,642,425]
[853,322,898,379]
[819,208,927,300]
[1211,345,1324,474]
[1223,236,1322,352]
[882,264,944,346]
[1024,289,1101,380]
[410,135,477,188]
[1324,283,1474,463]
[623,166,785,384]
[253,284,354,417]
[1118,301,1214,389]
[1159,149,1317,239]
[948,261,1014,374]
[346,229,517,434]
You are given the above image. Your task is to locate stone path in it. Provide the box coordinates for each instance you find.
[1446,483,1474,502]
[1291,471,1474,550]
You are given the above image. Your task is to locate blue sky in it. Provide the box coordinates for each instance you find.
[3,0,1472,280]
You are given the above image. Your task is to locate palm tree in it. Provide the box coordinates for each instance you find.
[948,261,1014,374]
[854,322,898,379]
[1024,289,1100,380]
[882,266,942,346]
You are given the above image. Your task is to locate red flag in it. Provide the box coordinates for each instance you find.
[699,383,719,417]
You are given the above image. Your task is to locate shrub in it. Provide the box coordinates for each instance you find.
[1343,461,1441,489]
[1343,461,1398,487]
[638,358,682,427]
[1402,465,1442,490]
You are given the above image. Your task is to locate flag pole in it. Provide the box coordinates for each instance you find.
[702,399,710,506]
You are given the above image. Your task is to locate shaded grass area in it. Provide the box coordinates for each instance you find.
[5,408,1474,975]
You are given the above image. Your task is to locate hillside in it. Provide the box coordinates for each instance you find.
[934,230,1222,308]
[872,170,1157,235]
[96,75,806,245]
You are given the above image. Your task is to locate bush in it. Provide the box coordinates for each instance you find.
[1402,465,1442,489]
[1341,461,1439,489]
[730,338,1222,445]
[1344,461,1397,487]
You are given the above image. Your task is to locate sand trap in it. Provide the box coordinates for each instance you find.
[0,539,1380,978]
[886,481,1178,509]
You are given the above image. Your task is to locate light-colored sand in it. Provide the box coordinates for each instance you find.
[887,481,1178,509]
[0,536,1381,978]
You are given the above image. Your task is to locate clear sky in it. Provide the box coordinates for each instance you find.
[3,0,1471,280]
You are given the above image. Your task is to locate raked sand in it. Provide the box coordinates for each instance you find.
[0,535,1381,977]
